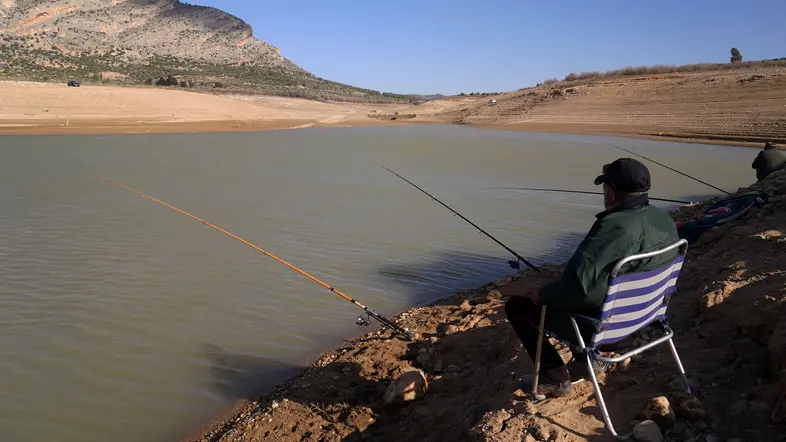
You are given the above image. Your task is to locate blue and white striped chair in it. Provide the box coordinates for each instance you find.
[557,238,692,439]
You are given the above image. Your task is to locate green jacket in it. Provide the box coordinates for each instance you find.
[538,194,680,317]
[752,148,786,181]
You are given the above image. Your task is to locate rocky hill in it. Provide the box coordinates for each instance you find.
[0,0,419,102]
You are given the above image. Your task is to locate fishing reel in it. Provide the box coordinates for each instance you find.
[356,315,371,327]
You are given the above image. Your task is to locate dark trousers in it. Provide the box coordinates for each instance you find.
[504,295,594,375]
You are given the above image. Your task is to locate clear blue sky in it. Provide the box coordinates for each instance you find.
[192,0,785,95]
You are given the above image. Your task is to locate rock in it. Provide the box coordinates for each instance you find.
[487,289,503,300]
[772,396,785,423]
[494,276,513,287]
[535,422,551,441]
[672,421,687,435]
[416,353,430,366]
[704,435,722,442]
[384,369,428,406]
[429,336,439,344]
[619,358,632,372]
[433,360,443,373]
[750,399,769,414]
[728,399,749,416]
[419,348,428,354]
[460,300,472,312]
[444,325,460,336]
[767,317,786,423]
[524,434,538,442]
[633,420,663,442]
[767,317,786,378]
[668,376,699,392]
[446,364,461,373]
[672,393,707,421]
[637,396,676,428]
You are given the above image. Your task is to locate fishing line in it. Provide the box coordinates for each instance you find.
[381,166,539,272]
[609,143,731,196]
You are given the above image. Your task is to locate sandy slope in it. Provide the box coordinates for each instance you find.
[441,66,786,146]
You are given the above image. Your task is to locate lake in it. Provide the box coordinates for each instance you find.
[0,125,757,442]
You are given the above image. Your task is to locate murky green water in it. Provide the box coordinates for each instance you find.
[0,125,757,441]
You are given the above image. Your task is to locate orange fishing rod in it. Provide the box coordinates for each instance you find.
[95,175,414,341]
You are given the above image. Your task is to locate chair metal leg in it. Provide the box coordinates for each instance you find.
[585,352,632,440]
[667,338,692,394]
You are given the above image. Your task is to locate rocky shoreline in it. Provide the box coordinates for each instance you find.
[186,169,786,442]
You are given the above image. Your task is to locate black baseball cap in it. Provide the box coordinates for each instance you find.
[593,158,651,193]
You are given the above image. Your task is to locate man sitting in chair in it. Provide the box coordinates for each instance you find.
[505,158,679,396]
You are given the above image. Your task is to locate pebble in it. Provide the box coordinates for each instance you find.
[632,420,663,442]
[460,300,472,312]
[429,337,439,344]
[434,360,443,372]
[416,354,430,365]
[446,364,460,373]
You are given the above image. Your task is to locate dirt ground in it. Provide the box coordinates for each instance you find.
[2,66,785,147]
[182,167,786,442]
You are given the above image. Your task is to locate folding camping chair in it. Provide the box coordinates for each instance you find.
[533,238,692,440]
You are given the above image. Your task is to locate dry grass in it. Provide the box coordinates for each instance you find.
[560,58,786,83]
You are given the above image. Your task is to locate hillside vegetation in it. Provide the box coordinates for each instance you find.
[0,0,422,103]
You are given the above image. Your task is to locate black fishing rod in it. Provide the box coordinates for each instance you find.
[382,166,540,273]
[609,143,731,196]
[494,187,692,204]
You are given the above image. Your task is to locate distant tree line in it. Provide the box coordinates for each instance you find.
[458,92,501,97]
[144,75,223,89]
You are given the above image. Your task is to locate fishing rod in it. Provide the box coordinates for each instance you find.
[381,166,540,273]
[609,143,731,196]
[494,187,693,204]
[95,175,414,341]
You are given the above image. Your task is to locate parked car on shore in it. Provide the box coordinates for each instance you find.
[67,80,81,87]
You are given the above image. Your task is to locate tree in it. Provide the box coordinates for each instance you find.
[730,47,743,64]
